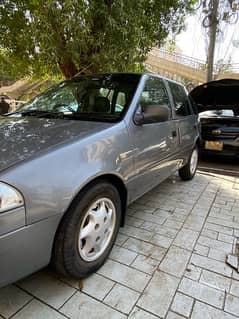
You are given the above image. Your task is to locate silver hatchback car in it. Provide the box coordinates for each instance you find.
[0,73,200,287]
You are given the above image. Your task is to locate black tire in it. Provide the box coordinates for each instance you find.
[52,181,121,278]
[179,146,198,181]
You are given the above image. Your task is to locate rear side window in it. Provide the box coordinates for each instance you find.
[140,76,171,114]
[168,81,192,117]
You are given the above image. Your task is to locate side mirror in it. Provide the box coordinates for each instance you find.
[134,105,170,125]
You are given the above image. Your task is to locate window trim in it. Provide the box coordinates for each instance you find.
[165,80,193,118]
[133,75,173,124]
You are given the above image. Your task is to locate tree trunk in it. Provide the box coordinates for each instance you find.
[207,0,219,82]
[58,60,78,79]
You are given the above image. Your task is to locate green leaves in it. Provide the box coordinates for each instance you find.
[0,0,195,79]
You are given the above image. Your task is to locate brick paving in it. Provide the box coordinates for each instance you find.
[1,172,239,318]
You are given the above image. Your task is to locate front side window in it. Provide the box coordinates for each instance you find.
[17,74,141,122]
[168,81,192,117]
[139,76,171,114]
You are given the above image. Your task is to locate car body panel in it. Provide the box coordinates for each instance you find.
[0,214,61,287]
[0,116,114,172]
[0,206,25,237]
[0,120,133,224]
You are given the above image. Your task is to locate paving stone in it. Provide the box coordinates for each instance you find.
[17,272,75,309]
[166,312,186,319]
[184,215,205,232]
[209,248,227,264]
[0,285,32,318]
[191,300,238,319]
[201,228,218,240]
[179,277,225,308]
[225,294,239,317]
[194,244,209,256]
[200,270,231,292]
[98,260,150,292]
[226,255,238,270]
[197,236,232,253]
[232,270,239,281]
[128,307,159,319]
[131,255,159,274]
[104,284,140,314]
[184,264,202,281]
[119,225,152,241]
[137,271,180,318]
[207,217,239,231]
[81,273,115,300]
[115,233,129,246]
[170,213,187,222]
[205,222,233,236]
[173,228,199,250]
[159,246,191,278]
[164,219,183,230]
[11,299,66,319]
[210,212,234,222]
[149,233,174,249]
[60,292,126,319]
[123,237,166,261]
[154,208,175,218]
[133,211,166,225]
[125,216,145,227]
[171,292,194,317]
[190,253,232,277]
[141,222,177,238]
[230,280,239,298]
[218,233,235,244]
[110,246,137,265]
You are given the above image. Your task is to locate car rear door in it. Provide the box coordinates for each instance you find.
[166,80,199,159]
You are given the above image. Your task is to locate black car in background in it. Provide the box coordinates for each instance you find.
[190,79,239,157]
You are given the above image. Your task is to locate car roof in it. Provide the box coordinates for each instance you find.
[72,72,185,88]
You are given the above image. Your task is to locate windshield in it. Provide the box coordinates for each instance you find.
[16,74,141,122]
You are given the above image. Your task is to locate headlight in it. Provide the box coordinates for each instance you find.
[0,182,24,213]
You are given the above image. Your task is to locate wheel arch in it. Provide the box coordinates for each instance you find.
[60,173,128,231]
[51,173,128,276]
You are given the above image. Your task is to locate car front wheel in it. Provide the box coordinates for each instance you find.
[179,146,198,181]
[52,181,121,278]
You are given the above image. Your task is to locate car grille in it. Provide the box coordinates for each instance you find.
[202,127,239,140]
[217,131,239,139]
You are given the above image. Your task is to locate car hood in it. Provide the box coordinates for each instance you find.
[189,79,239,113]
[0,116,112,172]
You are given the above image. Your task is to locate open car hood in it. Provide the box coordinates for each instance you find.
[189,79,239,114]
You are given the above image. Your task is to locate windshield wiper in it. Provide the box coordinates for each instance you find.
[66,112,120,122]
[17,110,66,119]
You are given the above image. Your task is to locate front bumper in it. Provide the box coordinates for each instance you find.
[200,140,239,157]
[0,214,61,288]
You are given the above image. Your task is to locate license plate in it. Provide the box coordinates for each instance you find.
[205,141,223,151]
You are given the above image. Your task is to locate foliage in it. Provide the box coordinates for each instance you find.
[0,0,196,78]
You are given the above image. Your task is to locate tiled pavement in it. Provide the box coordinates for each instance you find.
[1,172,239,319]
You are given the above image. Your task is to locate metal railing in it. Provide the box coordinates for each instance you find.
[150,48,239,75]
[150,48,206,70]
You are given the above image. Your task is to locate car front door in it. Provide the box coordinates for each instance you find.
[128,75,180,200]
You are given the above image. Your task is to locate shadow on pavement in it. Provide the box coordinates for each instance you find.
[198,153,239,177]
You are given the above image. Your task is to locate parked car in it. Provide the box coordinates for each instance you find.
[0,73,200,287]
[190,78,239,157]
